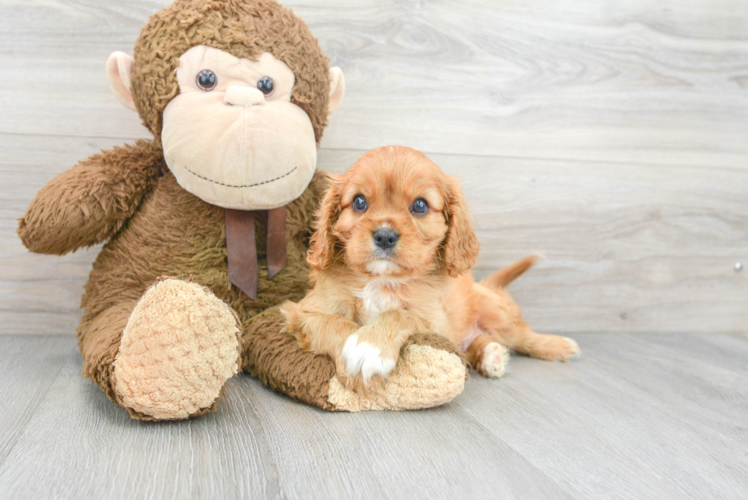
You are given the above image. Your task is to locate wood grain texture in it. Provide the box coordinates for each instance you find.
[0,339,280,499]
[0,333,746,499]
[459,333,748,499]
[3,137,746,334]
[1,0,747,167]
[1,0,747,335]
[0,336,73,467]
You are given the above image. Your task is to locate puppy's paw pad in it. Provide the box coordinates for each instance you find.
[341,335,396,381]
[480,342,509,378]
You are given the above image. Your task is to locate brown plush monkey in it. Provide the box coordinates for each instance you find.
[18,0,467,420]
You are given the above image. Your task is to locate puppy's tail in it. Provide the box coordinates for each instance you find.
[479,254,541,291]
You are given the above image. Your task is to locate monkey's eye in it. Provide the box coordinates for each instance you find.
[352,195,368,212]
[257,76,274,96]
[196,70,217,91]
[411,198,429,215]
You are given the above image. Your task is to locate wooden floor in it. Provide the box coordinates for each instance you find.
[0,332,745,499]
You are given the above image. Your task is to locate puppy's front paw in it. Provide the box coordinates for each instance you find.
[340,334,397,388]
[477,342,509,378]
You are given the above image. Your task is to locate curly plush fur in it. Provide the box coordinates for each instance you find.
[132,0,332,142]
[17,0,467,420]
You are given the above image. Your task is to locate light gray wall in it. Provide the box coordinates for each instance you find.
[1,0,746,335]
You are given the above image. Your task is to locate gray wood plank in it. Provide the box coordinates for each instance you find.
[636,331,748,374]
[0,344,280,500]
[2,0,747,335]
[238,376,569,500]
[427,152,748,335]
[0,336,73,466]
[0,336,565,500]
[0,333,746,499]
[0,1,746,168]
[456,332,748,499]
[3,136,746,335]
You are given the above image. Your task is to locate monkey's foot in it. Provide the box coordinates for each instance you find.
[327,333,467,411]
[113,279,240,420]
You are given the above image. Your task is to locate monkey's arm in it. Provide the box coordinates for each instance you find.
[18,139,163,255]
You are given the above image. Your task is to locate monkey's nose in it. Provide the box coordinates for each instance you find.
[373,228,399,251]
[224,86,265,107]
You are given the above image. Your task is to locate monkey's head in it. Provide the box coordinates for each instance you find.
[106,0,345,210]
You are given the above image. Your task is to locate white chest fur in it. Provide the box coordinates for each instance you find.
[353,278,408,323]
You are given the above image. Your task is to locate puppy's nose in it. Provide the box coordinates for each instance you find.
[373,228,399,251]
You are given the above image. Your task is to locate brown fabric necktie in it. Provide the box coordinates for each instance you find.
[266,206,287,279]
[225,207,287,300]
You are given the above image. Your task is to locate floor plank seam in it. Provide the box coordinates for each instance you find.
[454,403,573,498]
[4,136,746,173]
[316,146,748,173]
[0,341,75,473]
[241,387,287,500]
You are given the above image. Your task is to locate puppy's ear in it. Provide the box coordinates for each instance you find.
[443,176,479,277]
[307,174,343,270]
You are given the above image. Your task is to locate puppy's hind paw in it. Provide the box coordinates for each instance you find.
[563,337,581,360]
[478,342,509,378]
[529,334,580,362]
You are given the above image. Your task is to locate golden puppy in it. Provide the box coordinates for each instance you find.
[282,146,579,391]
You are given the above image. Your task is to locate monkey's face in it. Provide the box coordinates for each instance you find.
[159,46,317,210]
[107,2,345,210]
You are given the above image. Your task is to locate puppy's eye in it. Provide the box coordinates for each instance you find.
[352,195,368,212]
[196,70,218,91]
[411,198,429,215]
[257,76,274,96]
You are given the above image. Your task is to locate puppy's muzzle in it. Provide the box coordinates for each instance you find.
[373,228,399,251]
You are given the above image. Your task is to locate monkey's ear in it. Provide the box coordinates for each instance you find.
[328,67,345,114]
[106,52,137,112]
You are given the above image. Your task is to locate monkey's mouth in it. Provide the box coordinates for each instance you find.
[182,165,298,188]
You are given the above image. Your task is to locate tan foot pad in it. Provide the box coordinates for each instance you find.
[328,343,467,411]
[113,279,240,420]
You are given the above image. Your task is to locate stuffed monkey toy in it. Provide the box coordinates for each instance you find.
[18,0,467,420]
